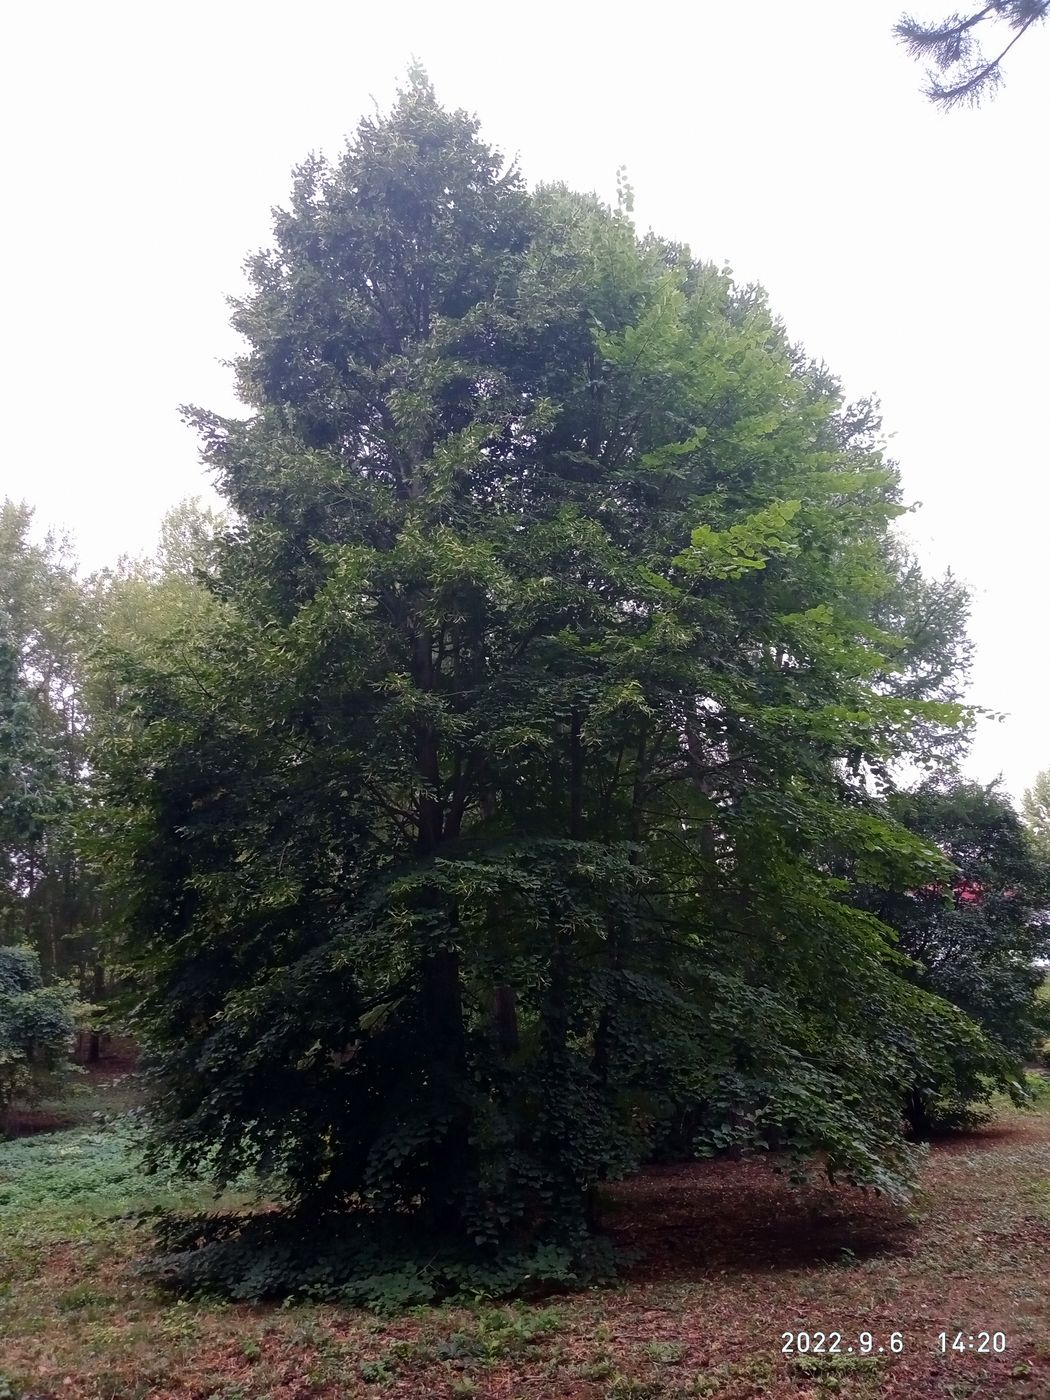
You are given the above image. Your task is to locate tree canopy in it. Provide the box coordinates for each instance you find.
[0,493,225,1062]
[93,70,1022,1304]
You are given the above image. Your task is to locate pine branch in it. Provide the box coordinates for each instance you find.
[895,1,1050,106]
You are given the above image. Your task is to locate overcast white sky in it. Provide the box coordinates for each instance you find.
[2,1,1047,799]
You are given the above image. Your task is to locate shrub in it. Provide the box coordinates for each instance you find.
[0,945,77,1127]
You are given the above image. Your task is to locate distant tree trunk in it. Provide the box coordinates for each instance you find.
[493,984,519,1054]
[592,736,645,1090]
[88,962,105,1063]
[905,1089,933,1140]
[413,643,470,1229]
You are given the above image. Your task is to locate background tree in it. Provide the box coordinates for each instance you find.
[896,2,1050,107]
[96,70,998,1304]
[0,944,77,1130]
[0,502,93,979]
[1021,767,1050,861]
[872,553,974,777]
[861,778,1050,1132]
[83,497,227,726]
[0,607,66,941]
[1,495,223,1059]
[79,497,227,1035]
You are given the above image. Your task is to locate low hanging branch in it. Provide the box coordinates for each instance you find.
[896,1,1050,106]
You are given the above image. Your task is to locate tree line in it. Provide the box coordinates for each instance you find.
[0,496,223,1119]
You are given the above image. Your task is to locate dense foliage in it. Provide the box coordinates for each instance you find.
[93,71,1020,1300]
[0,945,76,1124]
[0,495,222,1036]
[0,604,64,927]
[860,779,1050,1131]
[1,502,100,987]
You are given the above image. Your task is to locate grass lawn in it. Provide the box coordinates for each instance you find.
[2,1067,1049,1400]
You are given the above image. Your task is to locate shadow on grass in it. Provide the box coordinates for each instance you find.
[1,1107,79,1138]
[601,1157,916,1280]
[925,1122,1033,1151]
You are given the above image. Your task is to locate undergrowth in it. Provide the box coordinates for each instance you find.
[147,1205,618,1312]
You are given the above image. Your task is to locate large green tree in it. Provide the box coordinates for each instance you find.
[98,71,996,1303]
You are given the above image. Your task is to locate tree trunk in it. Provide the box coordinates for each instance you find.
[905,1089,934,1140]
[493,984,519,1055]
[88,962,105,1063]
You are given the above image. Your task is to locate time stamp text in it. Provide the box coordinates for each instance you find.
[781,1331,1008,1356]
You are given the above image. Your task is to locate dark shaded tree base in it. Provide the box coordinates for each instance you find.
[143,1207,618,1312]
[904,1089,993,1141]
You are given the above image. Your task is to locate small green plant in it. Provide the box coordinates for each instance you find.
[792,1352,881,1382]
[427,1306,562,1365]
[605,1377,666,1400]
[691,1358,774,1395]
[358,1358,394,1384]
[576,1357,615,1381]
[645,1339,685,1365]
[56,1283,98,1312]
[474,1304,562,1350]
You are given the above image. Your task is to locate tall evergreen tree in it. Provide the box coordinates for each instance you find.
[98,71,998,1302]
